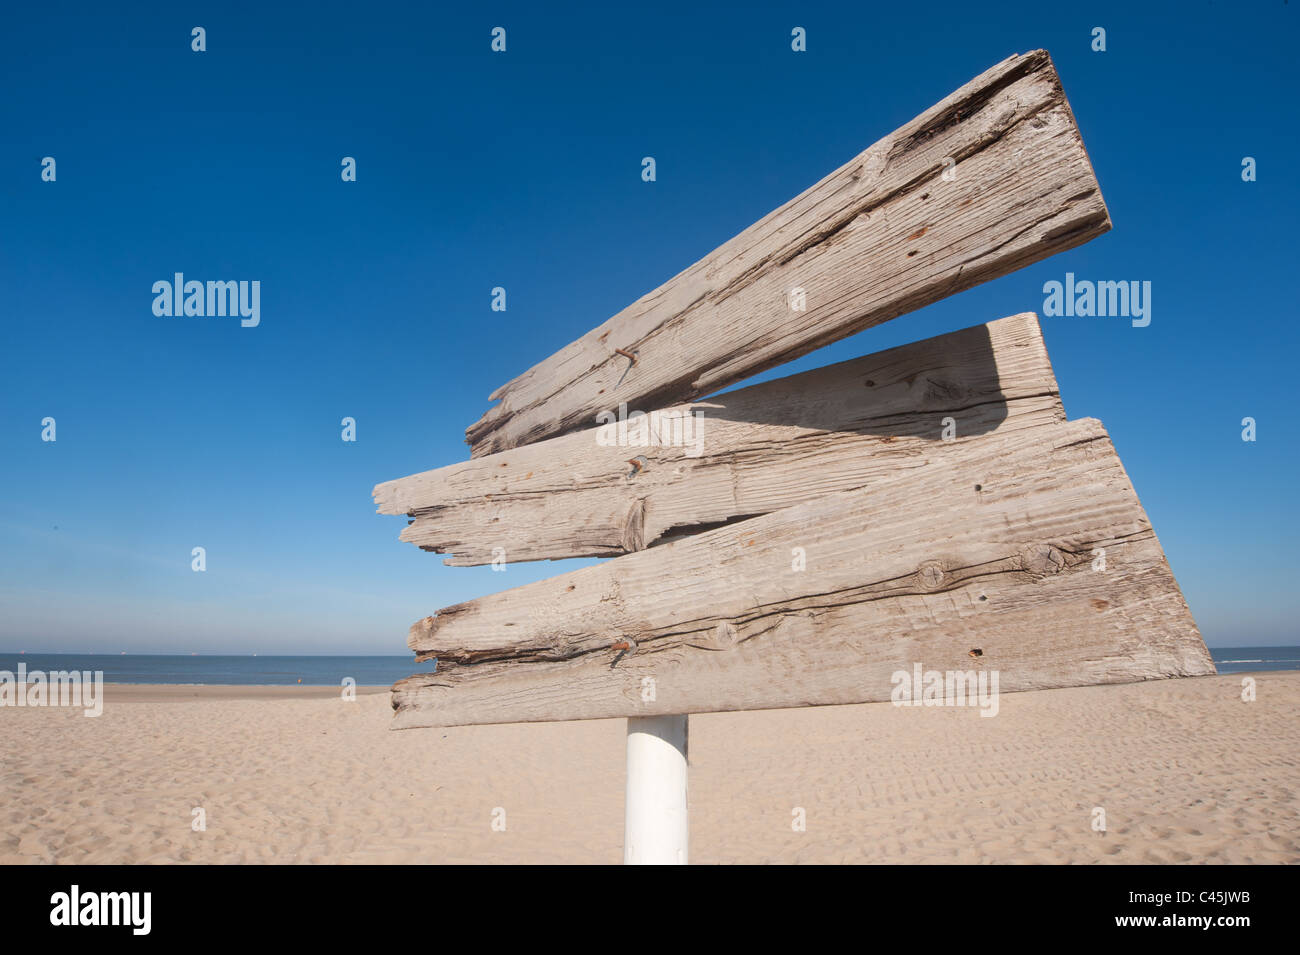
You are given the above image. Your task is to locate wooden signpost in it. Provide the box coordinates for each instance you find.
[375,50,1214,864]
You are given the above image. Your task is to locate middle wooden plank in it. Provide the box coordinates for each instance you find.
[375,313,1065,565]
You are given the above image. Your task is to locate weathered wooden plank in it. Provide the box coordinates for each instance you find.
[465,49,1110,457]
[377,313,1065,565]
[391,418,1214,728]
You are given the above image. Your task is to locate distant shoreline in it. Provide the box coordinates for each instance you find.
[1,649,1296,687]
[0,653,426,688]
[0,652,412,657]
[100,683,392,701]
[91,672,1291,703]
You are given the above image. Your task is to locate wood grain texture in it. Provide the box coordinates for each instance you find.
[391,418,1214,728]
[464,49,1110,457]
[377,313,1066,565]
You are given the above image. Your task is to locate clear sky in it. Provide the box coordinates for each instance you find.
[1,1,1296,653]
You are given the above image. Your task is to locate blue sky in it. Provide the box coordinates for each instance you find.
[1,1,1296,653]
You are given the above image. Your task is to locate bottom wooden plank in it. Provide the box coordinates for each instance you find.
[392,418,1213,728]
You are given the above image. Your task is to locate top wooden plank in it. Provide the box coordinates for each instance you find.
[465,49,1110,457]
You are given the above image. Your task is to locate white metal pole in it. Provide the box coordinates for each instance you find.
[624,714,689,864]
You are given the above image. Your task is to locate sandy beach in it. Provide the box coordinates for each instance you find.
[2,672,1296,864]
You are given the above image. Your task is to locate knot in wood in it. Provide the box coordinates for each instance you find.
[916,560,946,591]
[712,621,739,650]
[687,621,739,652]
[1017,543,1067,577]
